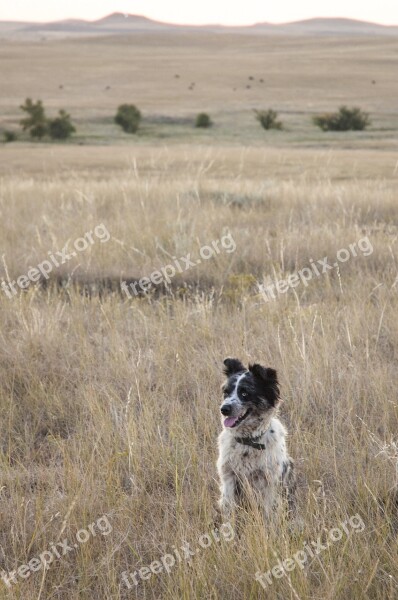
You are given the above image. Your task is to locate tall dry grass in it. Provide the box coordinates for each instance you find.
[1,146,398,599]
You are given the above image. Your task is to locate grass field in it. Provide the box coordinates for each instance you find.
[1,31,398,600]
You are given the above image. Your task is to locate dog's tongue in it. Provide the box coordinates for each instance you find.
[224,416,239,428]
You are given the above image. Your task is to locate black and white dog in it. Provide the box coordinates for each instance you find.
[217,358,295,518]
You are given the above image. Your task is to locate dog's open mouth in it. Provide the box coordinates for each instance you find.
[224,408,252,428]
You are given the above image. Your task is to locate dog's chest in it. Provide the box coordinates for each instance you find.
[218,426,287,485]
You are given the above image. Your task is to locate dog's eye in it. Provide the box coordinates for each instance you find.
[241,392,248,397]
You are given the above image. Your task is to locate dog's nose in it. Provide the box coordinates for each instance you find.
[221,404,232,416]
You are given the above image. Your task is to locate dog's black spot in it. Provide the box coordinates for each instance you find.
[248,363,279,406]
[243,451,249,458]
[233,366,279,408]
[270,430,275,433]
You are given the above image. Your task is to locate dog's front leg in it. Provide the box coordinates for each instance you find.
[219,473,237,518]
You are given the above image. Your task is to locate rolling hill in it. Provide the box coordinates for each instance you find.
[0,14,397,39]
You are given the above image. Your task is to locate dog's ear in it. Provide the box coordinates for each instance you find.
[248,363,278,383]
[223,358,245,377]
[249,363,279,405]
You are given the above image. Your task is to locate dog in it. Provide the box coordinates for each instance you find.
[217,358,295,520]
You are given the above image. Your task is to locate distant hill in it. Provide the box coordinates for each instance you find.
[94,13,157,25]
[1,14,398,39]
[18,12,182,35]
[278,17,398,35]
[92,13,180,30]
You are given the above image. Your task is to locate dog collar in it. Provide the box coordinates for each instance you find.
[235,432,266,450]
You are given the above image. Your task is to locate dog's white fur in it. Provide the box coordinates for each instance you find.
[217,416,290,518]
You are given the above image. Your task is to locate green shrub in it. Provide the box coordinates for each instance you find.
[255,109,283,130]
[115,104,141,133]
[195,113,212,128]
[20,98,48,139]
[3,130,17,143]
[48,110,76,139]
[313,106,370,131]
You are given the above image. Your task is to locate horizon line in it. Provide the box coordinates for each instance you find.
[2,12,398,28]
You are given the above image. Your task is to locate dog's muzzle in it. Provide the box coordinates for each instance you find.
[221,405,252,428]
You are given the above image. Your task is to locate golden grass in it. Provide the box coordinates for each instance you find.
[1,143,398,599]
[1,31,398,600]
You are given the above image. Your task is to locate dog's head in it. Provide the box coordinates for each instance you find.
[220,358,280,431]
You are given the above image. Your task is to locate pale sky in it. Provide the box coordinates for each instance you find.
[2,0,398,26]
